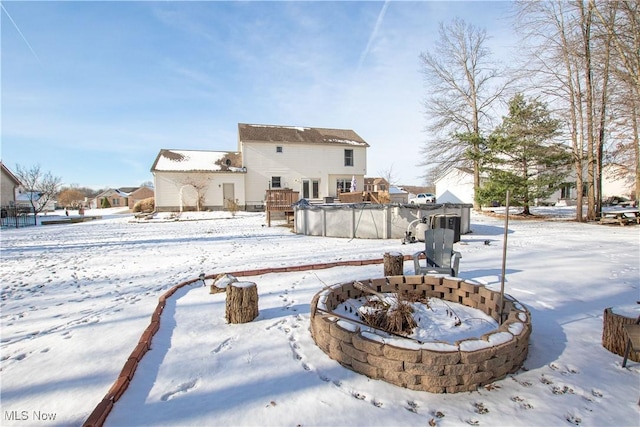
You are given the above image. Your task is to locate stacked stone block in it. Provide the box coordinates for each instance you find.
[311,275,531,393]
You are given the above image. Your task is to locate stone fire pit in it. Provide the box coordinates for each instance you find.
[310,275,531,393]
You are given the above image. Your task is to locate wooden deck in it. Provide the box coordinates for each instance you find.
[265,189,299,227]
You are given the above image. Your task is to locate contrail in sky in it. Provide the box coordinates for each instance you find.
[1,3,41,64]
[357,0,389,70]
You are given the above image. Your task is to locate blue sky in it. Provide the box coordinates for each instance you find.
[1,1,514,189]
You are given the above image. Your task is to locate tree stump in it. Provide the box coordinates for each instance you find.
[602,307,640,363]
[225,281,259,324]
[383,252,404,276]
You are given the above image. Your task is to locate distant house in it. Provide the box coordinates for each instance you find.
[363,177,389,193]
[433,165,578,206]
[1,162,21,207]
[151,124,369,212]
[121,186,155,210]
[433,167,477,205]
[15,191,57,212]
[90,187,155,210]
[602,164,636,201]
[388,185,409,203]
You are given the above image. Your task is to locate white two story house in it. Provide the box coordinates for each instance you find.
[151,123,369,212]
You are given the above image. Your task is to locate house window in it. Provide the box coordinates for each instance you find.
[271,177,282,188]
[276,146,283,153]
[344,149,354,167]
[337,178,352,193]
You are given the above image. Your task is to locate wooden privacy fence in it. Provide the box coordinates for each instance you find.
[265,189,299,226]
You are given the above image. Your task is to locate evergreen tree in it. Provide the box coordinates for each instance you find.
[477,94,571,214]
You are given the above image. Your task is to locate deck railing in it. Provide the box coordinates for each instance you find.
[265,189,299,226]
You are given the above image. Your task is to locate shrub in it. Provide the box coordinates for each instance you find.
[227,198,240,217]
[133,197,155,213]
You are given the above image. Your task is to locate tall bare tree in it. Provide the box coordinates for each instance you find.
[592,0,640,202]
[14,164,62,224]
[419,18,512,210]
[514,1,623,220]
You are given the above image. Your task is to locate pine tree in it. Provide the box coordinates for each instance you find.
[477,94,571,214]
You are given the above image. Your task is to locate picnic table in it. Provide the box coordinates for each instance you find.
[600,207,640,226]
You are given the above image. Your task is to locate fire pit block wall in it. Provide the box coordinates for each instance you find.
[310,275,531,393]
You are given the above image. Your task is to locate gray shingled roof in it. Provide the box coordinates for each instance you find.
[238,123,369,147]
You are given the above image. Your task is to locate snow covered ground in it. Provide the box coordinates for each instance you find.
[1,207,638,426]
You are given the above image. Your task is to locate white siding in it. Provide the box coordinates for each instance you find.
[154,172,245,211]
[435,169,475,204]
[602,165,635,199]
[242,141,366,205]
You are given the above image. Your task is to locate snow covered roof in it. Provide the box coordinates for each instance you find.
[238,123,369,147]
[389,185,407,194]
[151,150,244,173]
[16,191,42,201]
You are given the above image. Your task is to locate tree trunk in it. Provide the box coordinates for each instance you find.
[225,282,259,324]
[383,252,404,276]
[602,307,639,362]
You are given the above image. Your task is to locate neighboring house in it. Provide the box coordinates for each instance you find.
[363,178,407,203]
[388,185,409,203]
[363,177,389,193]
[89,186,156,210]
[433,167,477,205]
[433,165,578,206]
[15,191,57,212]
[151,124,369,212]
[151,150,245,211]
[602,164,636,200]
[1,162,21,207]
[123,186,155,209]
[93,188,130,209]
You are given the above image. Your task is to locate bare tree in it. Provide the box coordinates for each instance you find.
[378,163,397,187]
[592,0,640,202]
[419,18,513,210]
[14,164,62,224]
[513,1,626,220]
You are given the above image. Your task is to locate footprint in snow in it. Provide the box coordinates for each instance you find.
[161,379,199,401]
[265,319,286,331]
[211,337,235,354]
[352,391,366,400]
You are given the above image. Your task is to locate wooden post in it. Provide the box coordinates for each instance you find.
[383,252,404,276]
[225,282,259,324]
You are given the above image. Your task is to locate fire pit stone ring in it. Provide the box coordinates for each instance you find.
[310,275,531,393]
